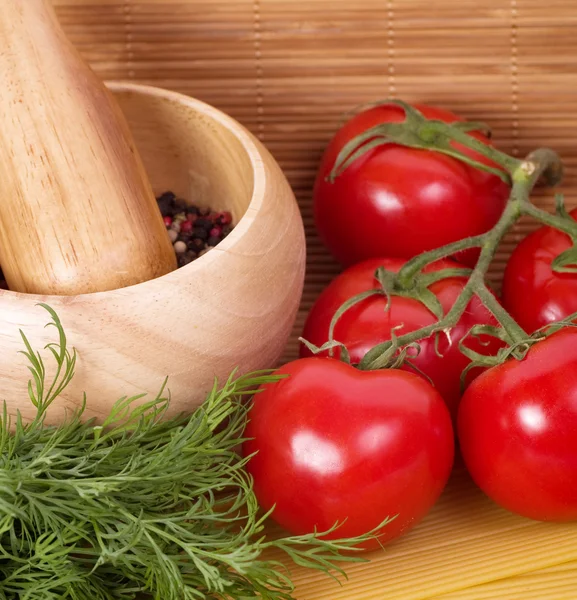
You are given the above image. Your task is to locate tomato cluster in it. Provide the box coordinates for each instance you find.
[242,102,577,551]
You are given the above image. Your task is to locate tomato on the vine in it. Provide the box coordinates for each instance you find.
[502,208,577,333]
[313,102,510,268]
[243,357,454,548]
[458,328,577,521]
[300,257,503,421]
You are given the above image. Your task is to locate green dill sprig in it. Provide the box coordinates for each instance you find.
[0,304,380,600]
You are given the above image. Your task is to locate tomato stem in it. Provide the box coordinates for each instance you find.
[396,235,485,288]
[475,285,528,344]
[522,204,577,238]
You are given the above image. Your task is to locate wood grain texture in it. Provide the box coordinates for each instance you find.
[16,0,577,596]
[0,0,176,294]
[0,82,305,424]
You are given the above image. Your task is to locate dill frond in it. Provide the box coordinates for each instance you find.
[0,305,378,600]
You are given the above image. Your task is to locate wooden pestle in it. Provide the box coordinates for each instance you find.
[0,0,177,295]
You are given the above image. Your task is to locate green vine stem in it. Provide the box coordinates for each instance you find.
[395,235,485,289]
[354,148,565,371]
[523,203,576,239]
[395,149,567,286]
[316,103,577,373]
[474,285,528,345]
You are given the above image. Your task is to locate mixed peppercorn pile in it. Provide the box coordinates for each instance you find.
[156,191,233,268]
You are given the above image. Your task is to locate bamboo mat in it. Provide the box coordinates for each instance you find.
[53,1,577,597]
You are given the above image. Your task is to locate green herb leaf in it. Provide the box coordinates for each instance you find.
[0,306,377,600]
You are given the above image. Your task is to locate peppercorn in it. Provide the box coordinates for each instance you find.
[193,227,209,241]
[177,250,197,267]
[180,220,193,234]
[173,241,187,254]
[195,218,212,230]
[174,197,189,210]
[157,191,176,216]
[188,238,205,252]
[207,236,220,247]
[218,211,233,225]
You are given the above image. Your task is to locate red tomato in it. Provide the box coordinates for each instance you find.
[458,328,577,521]
[502,208,577,333]
[300,257,502,421]
[313,103,510,267]
[243,357,454,548]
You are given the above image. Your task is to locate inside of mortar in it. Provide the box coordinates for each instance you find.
[112,86,255,223]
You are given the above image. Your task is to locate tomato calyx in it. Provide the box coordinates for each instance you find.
[371,264,473,320]
[458,324,535,386]
[299,264,472,367]
[299,336,355,365]
[461,309,577,393]
[299,325,427,378]
[327,99,518,186]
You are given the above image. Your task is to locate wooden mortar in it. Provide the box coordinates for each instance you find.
[0,0,177,295]
[0,83,306,425]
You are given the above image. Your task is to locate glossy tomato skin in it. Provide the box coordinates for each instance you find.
[458,328,577,521]
[313,103,510,267]
[502,209,577,333]
[243,358,454,548]
[300,257,502,421]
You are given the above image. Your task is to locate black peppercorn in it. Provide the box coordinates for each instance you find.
[177,250,197,267]
[175,197,189,211]
[188,238,205,252]
[193,227,209,241]
[157,191,176,216]
[195,218,212,230]
[207,236,220,247]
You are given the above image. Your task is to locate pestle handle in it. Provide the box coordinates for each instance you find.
[0,0,177,295]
